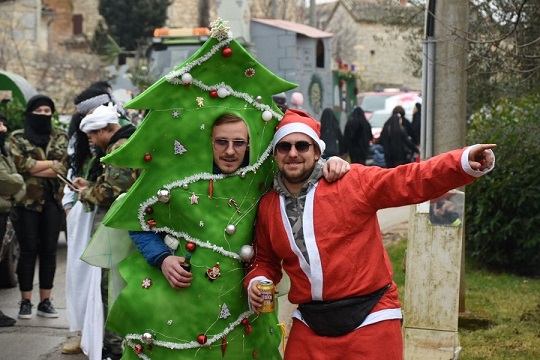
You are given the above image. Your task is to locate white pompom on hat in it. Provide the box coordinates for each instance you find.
[272,109,326,154]
[79,104,119,133]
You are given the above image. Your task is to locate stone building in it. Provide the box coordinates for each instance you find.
[319,0,422,92]
[0,0,309,113]
[0,0,421,114]
[0,0,104,113]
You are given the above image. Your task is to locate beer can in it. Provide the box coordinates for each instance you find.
[257,280,275,313]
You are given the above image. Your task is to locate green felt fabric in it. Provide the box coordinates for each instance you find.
[94,20,297,359]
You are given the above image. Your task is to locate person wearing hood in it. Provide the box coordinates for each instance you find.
[72,104,139,360]
[8,95,68,320]
[344,107,372,164]
[319,108,345,158]
[61,84,130,356]
[0,112,26,327]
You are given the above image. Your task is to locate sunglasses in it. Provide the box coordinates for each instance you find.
[213,138,249,151]
[275,141,314,154]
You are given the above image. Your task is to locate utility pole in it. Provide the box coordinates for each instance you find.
[309,0,316,27]
[403,0,469,359]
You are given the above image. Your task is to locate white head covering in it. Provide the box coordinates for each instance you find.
[79,104,120,133]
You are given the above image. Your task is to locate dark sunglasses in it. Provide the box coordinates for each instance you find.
[213,138,249,151]
[275,141,314,154]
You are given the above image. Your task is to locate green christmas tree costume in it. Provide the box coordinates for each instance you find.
[89,19,296,359]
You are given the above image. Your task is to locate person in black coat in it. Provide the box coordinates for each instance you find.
[319,108,345,158]
[411,103,421,147]
[379,113,419,168]
[344,107,372,164]
[392,105,418,146]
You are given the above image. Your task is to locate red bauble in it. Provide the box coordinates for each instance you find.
[197,334,208,345]
[134,344,143,354]
[185,242,196,252]
[145,207,154,214]
[241,318,249,326]
[144,153,152,162]
[221,47,232,58]
[210,90,218,98]
[245,324,252,334]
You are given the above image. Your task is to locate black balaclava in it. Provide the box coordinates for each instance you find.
[24,94,55,148]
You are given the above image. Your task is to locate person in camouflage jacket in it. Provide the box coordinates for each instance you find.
[73,104,139,216]
[8,95,68,319]
[0,112,25,327]
[0,112,26,215]
[72,104,139,360]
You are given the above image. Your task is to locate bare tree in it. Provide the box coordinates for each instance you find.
[392,0,540,110]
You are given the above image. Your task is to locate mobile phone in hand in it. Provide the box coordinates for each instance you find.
[57,174,79,192]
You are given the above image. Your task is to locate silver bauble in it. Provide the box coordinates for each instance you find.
[157,189,171,203]
[239,245,255,261]
[142,332,154,344]
[262,110,273,121]
[225,224,236,235]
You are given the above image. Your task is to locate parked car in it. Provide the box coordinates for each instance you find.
[0,217,19,288]
[357,89,420,120]
[368,110,392,139]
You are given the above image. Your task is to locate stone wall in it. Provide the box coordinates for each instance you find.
[1,0,420,114]
[326,4,421,92]
[0,0,105,114]
[166,0,305,28]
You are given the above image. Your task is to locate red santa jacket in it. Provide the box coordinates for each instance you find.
[246,148,480,312]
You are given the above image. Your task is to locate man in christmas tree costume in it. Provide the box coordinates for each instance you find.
[82,19,349,359]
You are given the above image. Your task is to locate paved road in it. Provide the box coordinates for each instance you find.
[0,206,411,360]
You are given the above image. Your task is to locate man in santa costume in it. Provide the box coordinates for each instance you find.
[245,109,496,359]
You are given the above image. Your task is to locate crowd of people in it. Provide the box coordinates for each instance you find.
[0,82,140,360]
[317,101,422,169]
[0,20,494,360]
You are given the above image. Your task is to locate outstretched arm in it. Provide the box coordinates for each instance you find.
[468,144,496,171]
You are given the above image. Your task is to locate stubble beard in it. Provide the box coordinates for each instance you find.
[280,163,313,186]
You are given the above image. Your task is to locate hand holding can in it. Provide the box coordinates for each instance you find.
[256,280,275,313]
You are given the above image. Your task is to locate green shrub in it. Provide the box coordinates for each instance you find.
[465,95,540,276]
[0,98,25,131]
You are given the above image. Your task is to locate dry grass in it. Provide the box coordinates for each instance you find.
[385,237,540,360]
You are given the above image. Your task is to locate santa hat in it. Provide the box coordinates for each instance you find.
[272,109,326,153]
[79,104,119,133]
